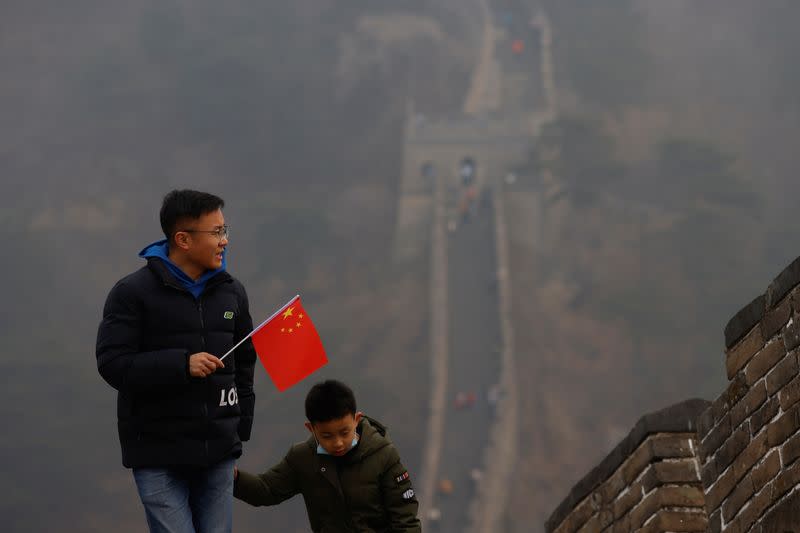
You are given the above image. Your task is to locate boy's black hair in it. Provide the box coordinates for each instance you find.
[160,189,225,242]
[305,380,357,423]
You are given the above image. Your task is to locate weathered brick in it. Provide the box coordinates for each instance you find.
[701,456,717,489]
[612,478,643,520]
[643,459,699,490]
[728,480,772,533]
[598,469,626,505]
[710,373,748,425]
[732,430,768,482]
[727,325,765,379]
[609,512,630,533]
[731,380,767,428]
[621,440,653,484]
[705,462,736,513]
[767,404,800,447]
[722,472,754,523]
[783,317,800,351]
[574,511,601,533]
[639,509,709,532]
[725,294,766,349]
[750,396,779,436]
[765,350,799,395]
[697,407,715,441]
[649,433,695,459]
[770,458,800,503]
[700,414,732,463]
[792,285,800,315]
[762,295,793,339]
[760,487,800,532]
[745,340,787,386]
[715,422,750,473]
[553,493,594,533]
[628,486,705,530]
[780,428,800,466]
[778,372,800,410]
[751,449,780,491]
[708,509,721,533]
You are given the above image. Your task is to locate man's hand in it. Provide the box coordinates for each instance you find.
[233,465,239,481]
[189,352,224,377]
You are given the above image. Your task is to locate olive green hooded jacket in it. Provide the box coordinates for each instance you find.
[234,416,421,533]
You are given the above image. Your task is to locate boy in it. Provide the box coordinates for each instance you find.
[234,380,421,532]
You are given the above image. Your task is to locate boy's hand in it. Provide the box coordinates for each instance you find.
[233,465,239,481]
[189,352,224,377]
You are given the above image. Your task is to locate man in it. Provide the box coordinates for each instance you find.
[96,189,257,532]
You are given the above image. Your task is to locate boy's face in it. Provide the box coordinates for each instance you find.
[305,412,363,456]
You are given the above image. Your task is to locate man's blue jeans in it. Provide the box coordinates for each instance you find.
[133,457,235,533]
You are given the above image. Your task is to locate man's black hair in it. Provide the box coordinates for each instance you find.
[160,189,225,242]
[305,380,357,423]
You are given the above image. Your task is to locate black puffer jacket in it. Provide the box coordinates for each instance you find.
[96,258,257,468]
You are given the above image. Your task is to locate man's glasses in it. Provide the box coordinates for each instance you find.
[179,225,230,241]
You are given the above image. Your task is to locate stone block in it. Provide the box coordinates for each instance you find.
[708,509,721,533]
[725,294,766,349]
[745,340,787,386]
[700,456,717,489]
[621,440,653,484]
[629,486,705,530]
[751,449,780,492]
[750,396,779,436]
[766,256,800,309]
[731,380,767,428]
[722,472,754,523]
[780,429,800,467]
[778,371,800,410]
[612,479,643,520]
[727,325,766,379]
[697,407,715,441]
[651,459,700,485]
[649,434,695,459]
[767,404,800,447]
[765,350,799,395]
[700,414,732,463]
[598,469,626,505]
[704,462,736,513]
[639,509,709,532]
[761,487,800,533]
[609,513,630,533]
[714,422,750,474]
[728,480,772,533]
[762,295,793,339]
[732,430,768,483]
[783,318,800,351]
[553,494,594,533]
[769,459,800,505]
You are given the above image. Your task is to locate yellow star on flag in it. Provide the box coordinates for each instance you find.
[282,307,294,320]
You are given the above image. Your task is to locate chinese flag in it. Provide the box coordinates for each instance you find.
[250,296,328,391]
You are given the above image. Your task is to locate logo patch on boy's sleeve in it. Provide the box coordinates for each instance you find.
[395,471,410,484]
[402,489,415,500]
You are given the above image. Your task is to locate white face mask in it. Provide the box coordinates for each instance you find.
[315,433,359,455]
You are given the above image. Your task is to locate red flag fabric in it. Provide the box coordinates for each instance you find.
[250,296,328,391]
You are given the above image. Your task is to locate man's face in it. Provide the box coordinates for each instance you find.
[180,208,228,273]
[306,412,363,456]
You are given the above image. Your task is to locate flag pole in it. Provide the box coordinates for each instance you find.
[219,294,299,361]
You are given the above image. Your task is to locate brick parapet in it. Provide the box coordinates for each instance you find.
[544,256,800,532]
[699,266,800,531]
[545,400,710,533]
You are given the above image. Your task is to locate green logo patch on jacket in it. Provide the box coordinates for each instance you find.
[224,311,234,319]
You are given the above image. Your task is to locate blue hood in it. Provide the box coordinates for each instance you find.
[138,239,227,298]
